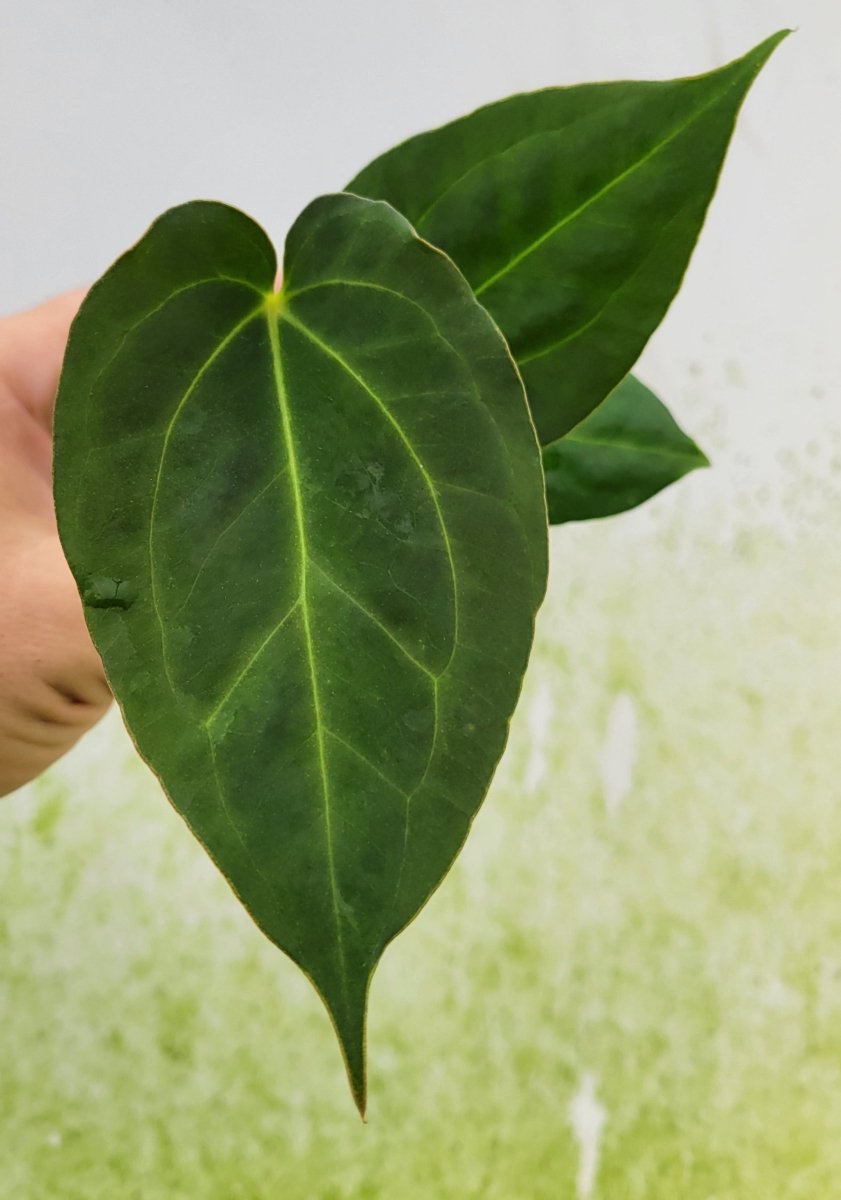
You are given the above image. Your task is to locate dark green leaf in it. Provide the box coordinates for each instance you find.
[348,32,788,443]
[543,374,709,524]
[53,195,547,1114]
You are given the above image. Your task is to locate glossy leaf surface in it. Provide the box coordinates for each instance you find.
[53,195,548,1113]
[543,374,708,525]
[348,32,787,443]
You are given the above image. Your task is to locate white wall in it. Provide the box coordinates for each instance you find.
[1,0,837,485]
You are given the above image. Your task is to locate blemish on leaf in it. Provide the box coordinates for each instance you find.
[81,576,137,611]
[403,706,433,733]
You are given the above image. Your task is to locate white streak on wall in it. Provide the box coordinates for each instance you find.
[599,692,638,818]
[525,679,555,793]
[568,1071,607,1200]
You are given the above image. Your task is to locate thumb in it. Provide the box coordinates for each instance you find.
[0,289,87,431]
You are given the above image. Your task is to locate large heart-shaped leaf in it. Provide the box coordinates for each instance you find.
[348,32,788,443]
[544,374,709,525]
[53,195,548,1113]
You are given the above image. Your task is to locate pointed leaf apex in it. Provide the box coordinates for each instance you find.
[759,28,792,50]
[317,962,371,1119]
[739,29,792,72]
[341,1017,368,1121]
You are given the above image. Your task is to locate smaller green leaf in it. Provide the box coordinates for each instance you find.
[348,31,789,443]
[542,375,709,525]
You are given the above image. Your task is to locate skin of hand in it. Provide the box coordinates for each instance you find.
[0,291,111,797]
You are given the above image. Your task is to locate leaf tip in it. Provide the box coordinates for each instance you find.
[341,1015,369,1121]
[746,28,793,69]
[316,964,373,1119]
[689,440,711,471]
[351,1074,368,1123]
[716,27,791,93]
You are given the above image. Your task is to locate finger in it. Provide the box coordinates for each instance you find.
[0,288,87,430]
[0,530,111,797]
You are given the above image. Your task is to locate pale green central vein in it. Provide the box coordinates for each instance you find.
[280,307,455,945]
[472,81,734,298]
[265,306,348,1001]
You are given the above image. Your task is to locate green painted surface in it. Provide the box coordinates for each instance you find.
[3,480,841,1196]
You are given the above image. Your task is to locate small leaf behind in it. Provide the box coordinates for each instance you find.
[348,32,789,443]
[543,375,709,525]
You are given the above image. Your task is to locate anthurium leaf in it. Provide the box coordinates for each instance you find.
[543,374,709,525]
[53,195,548,1115]
[347,31,788,443]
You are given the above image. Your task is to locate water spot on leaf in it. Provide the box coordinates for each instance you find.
[335,458,417,540]
[403,705,433,733]
[82,576,137,610]
[393,509,417,542]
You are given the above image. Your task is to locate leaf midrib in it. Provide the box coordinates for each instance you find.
[265,304,348,1002]
[279,303,466,949]
[142,282,463,998]
[280,307,460,669]
[471,74,741,299]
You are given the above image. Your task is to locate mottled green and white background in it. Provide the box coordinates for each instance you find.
[2,1,839,1196]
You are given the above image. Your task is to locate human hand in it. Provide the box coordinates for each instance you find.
[0,291,111,797]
